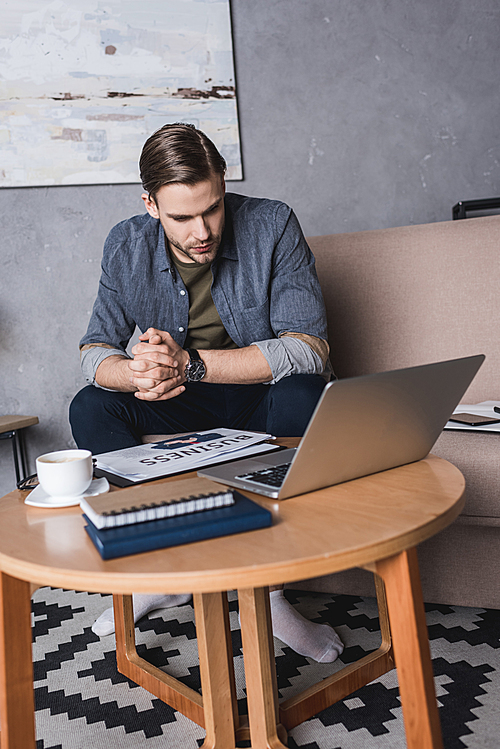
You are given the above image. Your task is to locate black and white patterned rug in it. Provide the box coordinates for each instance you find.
[32,587,500,748]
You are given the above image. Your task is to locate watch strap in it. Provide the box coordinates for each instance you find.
[185,348,202,362]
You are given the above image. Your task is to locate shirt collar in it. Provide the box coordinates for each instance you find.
[155,221,173,272]
[217,198,238,261]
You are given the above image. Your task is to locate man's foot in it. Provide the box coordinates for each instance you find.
[93,591,344,665]
[269,590,344,663]
[92,593,193,636]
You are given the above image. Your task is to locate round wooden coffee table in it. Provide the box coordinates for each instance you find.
[0,448,464,749]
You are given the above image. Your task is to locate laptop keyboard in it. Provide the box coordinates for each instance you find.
[235,462,291,488]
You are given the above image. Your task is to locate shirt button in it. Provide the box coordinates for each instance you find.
[178,326,185,332]
[180,290,186,295]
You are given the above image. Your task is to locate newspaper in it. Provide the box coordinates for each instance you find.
[444,401,500,433]
[95,428,278,482]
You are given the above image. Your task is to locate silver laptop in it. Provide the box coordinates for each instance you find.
[198,355,484,499]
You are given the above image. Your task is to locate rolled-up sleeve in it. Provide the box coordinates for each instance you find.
[252,334,333,384]
[80,345,131,388]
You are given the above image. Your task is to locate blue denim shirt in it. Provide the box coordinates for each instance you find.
[80,193,330,384]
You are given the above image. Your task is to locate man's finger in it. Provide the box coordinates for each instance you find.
[129,355,179,380]
[132,372,182,390]
[134,385,185,401]
[131,349,179,366]
[132,342,179,360]
[131,374,180,390]
[139,328,174,345]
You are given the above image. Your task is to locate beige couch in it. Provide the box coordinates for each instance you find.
[289,214,500,609]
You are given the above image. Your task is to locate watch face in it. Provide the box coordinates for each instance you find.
[186,358,206,382]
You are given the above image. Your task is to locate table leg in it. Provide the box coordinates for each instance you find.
[16,430,29,483]
[114,592,241,748]
[10,434,22,486]
[278,571,394,730]
[114,594,204,726]
[376,547,444,749]
[0,572,36,749]
[238,586,288,749]
[193,591,240,749]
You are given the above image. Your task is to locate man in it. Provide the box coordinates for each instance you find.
[70,123,343,663]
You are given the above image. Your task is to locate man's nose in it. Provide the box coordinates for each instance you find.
[192,216,210,241]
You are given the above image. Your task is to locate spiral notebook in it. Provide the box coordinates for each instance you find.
[83,491,272,560]
[80,476,234,529]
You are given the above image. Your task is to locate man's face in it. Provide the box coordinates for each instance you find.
[142,175,225,265]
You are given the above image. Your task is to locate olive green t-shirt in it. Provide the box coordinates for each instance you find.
[170,252,238,351]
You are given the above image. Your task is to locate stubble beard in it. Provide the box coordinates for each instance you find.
[167,232,222,265]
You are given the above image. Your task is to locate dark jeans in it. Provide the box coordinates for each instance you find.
[69,375,327,454]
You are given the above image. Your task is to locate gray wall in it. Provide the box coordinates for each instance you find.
[1,0,499,495]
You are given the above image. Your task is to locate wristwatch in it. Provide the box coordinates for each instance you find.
[184,348,206,382]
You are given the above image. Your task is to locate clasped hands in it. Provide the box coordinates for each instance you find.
[128,328,190,401]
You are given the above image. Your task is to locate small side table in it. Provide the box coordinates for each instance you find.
[0,415,39,485]
[0,450,465,749]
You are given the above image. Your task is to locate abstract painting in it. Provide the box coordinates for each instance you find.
[0,0,242,187]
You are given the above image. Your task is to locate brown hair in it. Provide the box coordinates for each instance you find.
[139,123,227,203]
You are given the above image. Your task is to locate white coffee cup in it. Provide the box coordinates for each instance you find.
[36,449,93,498]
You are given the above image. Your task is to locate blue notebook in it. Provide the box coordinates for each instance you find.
[84,491,272,560]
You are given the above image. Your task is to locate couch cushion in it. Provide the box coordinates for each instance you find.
[308,215,500,405]
[287,522,500,609]
[432,431,500,519]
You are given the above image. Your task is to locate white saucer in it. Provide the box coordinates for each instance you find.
[25,477,110,508]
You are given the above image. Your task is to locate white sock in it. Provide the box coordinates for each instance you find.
[92,593,193,636]
[268,590,344,663]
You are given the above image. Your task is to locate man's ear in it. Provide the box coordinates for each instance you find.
[141,193,160,219]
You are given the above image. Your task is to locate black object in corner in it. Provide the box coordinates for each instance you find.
[453,197,500,219]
